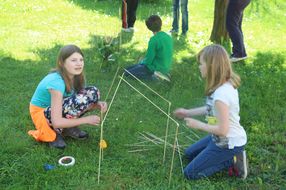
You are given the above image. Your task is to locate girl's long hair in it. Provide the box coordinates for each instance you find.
[197,44,240,96]
[56,44,85,93]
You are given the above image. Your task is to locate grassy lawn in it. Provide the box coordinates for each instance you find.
[0,0,286,189]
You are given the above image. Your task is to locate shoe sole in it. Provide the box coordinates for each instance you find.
[230,57,247,62]
[62,134,88,140]
[154,71,171,82]
[48,143,66,149]
[241,151,248,179]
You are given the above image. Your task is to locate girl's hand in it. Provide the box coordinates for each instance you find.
[98,101,108,113]
[184,118,203,130]
[85,115,101,126]
[173,108,189,119]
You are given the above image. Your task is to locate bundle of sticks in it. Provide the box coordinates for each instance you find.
[125,131,185,153]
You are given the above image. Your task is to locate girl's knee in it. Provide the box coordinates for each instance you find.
[83,86,100,103]
[85,86,98,93]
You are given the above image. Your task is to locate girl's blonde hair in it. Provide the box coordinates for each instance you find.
[56,44,85,93]
[197,44,240,95]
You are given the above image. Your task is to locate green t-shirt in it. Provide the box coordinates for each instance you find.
[31,72,68,108]
[142,31,173,74]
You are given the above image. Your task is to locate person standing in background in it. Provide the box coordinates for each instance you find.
[122,0,139,32]
[226,0,251,62]
[170,0,189,35]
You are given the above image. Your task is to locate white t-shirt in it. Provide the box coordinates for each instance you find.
[206,82,247,149]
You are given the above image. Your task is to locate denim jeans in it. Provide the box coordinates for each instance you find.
[226,0,251,57]
[184,135,244,179]
[172,0,188,34]
[124,64,154,80]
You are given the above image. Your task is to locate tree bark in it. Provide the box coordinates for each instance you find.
[210,0,229,44]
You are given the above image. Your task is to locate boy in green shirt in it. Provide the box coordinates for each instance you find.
[125,15,173,81]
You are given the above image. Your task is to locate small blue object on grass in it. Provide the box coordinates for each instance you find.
[44,164,55,171]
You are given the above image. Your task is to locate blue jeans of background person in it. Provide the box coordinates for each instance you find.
[124,64,154,80]
[184,135,244,179]
[171,0,188,34]
[226,0,251,57]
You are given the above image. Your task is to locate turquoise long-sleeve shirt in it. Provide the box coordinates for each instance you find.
[142,31,173,74]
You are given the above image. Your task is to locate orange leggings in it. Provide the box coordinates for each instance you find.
[28,104,56,142]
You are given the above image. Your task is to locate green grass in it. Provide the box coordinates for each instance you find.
[1,0,286,189]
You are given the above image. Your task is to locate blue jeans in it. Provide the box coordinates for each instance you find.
[184,135,244,179]
[226,0,251,57]
[124,64,154,80]
[172,0,188,34]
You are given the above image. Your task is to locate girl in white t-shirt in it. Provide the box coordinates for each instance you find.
[174,44,248,180]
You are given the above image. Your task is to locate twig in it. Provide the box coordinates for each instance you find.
[124,144,157,147]
[182,124,201,140]
[139,132,160,145]
[128,149,150,153]
[186,135,197,143]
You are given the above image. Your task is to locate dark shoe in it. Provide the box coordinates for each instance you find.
[233,150,248,179]
[49,133,66,149]
[62,127,89,140]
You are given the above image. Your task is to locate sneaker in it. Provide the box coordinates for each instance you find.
[122,28,132,33]
[230,56,247,62]
[233,150,248,179]
[49,133,66,149]
[62,127,89,140]
[153,71,171,82]
[169,29,178,35]
[128,27,135,32]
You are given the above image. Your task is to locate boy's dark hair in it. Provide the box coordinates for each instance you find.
[145,15,162,32]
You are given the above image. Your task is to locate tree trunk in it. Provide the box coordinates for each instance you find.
[210,0,229,44]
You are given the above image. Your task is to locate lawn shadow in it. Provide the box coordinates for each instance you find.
[65,0,173,21]
[87,32,139,72]
[234,51,286,127]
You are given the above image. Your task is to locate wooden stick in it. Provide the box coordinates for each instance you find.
[176,137,184,174]
[128,149,150,153]
[124,144,157,147]
[186,135,197,143]
[119,76,179,127]
[145,132,173,147]
[104,66,120,102]
[130,132,185,146]
[163,103,171,163]
[123,69,170,103]
[97,72,124,184]
[139,132,160,145]
[141,132,181,153]
[97,146,102,184]
[182,124,201,140]
[169,126,179,186]
[101,73,124,126]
